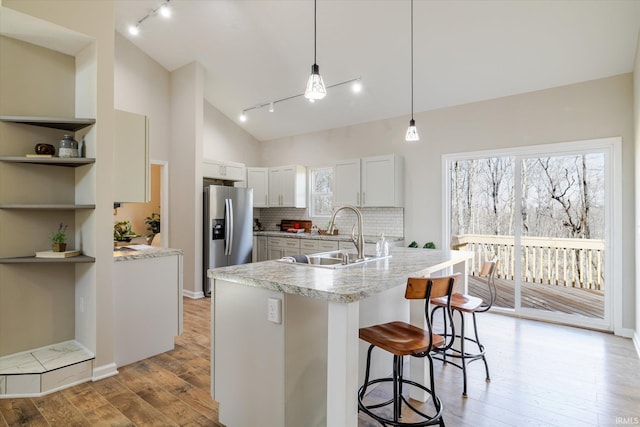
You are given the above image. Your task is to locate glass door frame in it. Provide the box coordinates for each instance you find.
[442,137,622,332]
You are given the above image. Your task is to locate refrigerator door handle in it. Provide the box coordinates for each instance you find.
[226,198,234,255]
[224,199,230,255]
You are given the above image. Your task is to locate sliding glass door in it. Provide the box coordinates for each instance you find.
[446,139,617,331]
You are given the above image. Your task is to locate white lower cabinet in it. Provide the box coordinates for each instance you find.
[254,236,268,262]
[300,239,338,254]
[267,237,300,260]
[264,236,340,259]
[318,240,339,252]
[299,239,319,255]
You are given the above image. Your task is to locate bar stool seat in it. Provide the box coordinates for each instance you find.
[431,293,482,313]
[430,258,498,397]
[358,275,458,427]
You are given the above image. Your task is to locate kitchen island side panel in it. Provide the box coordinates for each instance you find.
[213,279,285,427]
[113,253,182,367]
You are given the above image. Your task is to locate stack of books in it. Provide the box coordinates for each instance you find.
[35,250,81,258]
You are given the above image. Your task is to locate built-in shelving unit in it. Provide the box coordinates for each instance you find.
[0,112,96,395]
[0,156,95,167]
[0,255,95,264]
[0,115,95,131]
[0,204,95,209]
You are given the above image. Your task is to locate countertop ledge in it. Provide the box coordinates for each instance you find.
[113,247,183,261]
[208,247,473,303]
[254,230,403,243]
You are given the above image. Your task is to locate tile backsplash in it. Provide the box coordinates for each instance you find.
[256,207,404,238]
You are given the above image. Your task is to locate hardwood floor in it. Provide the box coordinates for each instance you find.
[0,297,223,427]
[1,297,638,426]
[359,311,640,426]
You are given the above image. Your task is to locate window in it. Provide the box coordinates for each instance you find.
[309,167,334,217]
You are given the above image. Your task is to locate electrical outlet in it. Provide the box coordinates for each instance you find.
[267,298,282,324]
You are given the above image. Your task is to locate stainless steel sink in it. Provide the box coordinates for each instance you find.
[279,250,391,269]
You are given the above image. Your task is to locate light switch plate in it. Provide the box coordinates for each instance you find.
[267,298,282,324]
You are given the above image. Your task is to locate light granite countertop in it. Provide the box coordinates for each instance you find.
[113,246,183,262]
[208,247,472,303]
[254,230,404,244]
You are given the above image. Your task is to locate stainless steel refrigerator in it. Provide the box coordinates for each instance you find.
[203,185,253,296]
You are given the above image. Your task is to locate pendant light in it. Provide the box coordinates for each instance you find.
[405,0,420,141]
[304,0,327,100]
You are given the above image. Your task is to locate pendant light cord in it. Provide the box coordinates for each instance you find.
[314,0,317,64]
[410,0,414,120]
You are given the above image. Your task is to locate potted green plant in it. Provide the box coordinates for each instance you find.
[145,212,160,235]
[49,223,68,252]
[114,220,134,242]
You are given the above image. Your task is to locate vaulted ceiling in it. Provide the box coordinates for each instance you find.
[114,0,640,141]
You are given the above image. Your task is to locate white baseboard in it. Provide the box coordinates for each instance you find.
[92,363,118,381]
[633,331,640,359]
[183,289,205,299]
[618,327,635,338]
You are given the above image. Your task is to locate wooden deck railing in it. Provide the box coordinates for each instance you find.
[451,234,605,291]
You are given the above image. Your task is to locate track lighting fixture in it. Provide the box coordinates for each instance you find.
[352,79,363,93]
[304,0,327,100]
[127,0,172,37]
[405,0,420,142]
[239,77,362,123]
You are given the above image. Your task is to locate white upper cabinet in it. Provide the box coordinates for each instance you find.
[334,154,404,207]
[268,165,306,208]
[247,167,269,208]
[114,109,149,203]
[334,159,361,206]
[203,158,246,182]
[361,154,403,207]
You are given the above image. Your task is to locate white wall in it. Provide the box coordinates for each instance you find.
[170,62,203,298]
[262,74,636,331]
[203,100,261,166]
[114,33,171,161]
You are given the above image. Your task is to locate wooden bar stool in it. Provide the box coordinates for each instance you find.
[358,274,458,426]
[430,258,498,397]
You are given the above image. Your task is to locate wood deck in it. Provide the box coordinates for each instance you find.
[468,275,604,319]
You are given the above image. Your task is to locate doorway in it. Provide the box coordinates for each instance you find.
[113,161,168,247]
[445,138,621,331]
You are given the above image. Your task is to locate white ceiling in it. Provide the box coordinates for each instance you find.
[114,0,640,142]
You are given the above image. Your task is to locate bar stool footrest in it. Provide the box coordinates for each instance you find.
[358,377,444,426]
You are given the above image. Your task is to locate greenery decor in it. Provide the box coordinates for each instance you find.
[408,240,436,249]
[49,223,68,244]
[145,212,161,235]
[114,220,134,242]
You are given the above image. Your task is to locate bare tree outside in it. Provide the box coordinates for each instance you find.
[450,152,605,304]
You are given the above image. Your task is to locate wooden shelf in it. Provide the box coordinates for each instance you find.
[0,115,95,131]
[0,156,95,167]
[0,255,95,264]
[0,204,95,210]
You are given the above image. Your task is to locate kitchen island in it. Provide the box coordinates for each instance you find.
[208,247,472,427]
